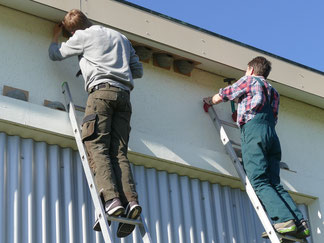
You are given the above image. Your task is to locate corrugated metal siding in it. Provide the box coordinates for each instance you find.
[0,132,311,243]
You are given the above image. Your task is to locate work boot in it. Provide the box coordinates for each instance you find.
[261,219,297,239]
[295,219,310,238]
[125,201,142,219]
[105,197,125,216]
[117,201,142,238]
[274,220,297,234]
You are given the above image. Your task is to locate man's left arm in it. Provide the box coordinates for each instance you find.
[272,88,280,124]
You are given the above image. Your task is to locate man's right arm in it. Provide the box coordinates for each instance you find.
[48,28,84,61]
[219,76,248,101]
[129,44,143,79]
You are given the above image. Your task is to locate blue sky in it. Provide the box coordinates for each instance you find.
[125,0,324,72]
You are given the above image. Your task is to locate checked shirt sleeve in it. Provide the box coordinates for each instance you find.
[271,88,280,124]
[219,76,248,101]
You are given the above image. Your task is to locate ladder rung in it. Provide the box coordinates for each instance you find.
[264,233,308,243]
[106,215,143,226]
[75,105,85,112]
[230,140,241,147]
[280,162,289,170]
[220,119,239,129]
[233,147,242,158]
[279,234,307,242]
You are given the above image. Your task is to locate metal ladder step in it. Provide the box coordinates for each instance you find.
[106,216,143,225]
[220,119,239,129]
[263,233,308,243]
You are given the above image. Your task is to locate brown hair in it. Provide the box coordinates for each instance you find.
[247,56,272,79]
[62,9,92,33]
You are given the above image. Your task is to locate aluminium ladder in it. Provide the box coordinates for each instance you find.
[62,82,152,243]
[204,103,307,243]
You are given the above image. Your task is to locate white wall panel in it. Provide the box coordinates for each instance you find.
[21,139,33,243]
[0,132,312,243]
[0,134,5,243]
[7,136,19,243]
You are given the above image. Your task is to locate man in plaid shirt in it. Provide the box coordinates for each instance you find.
[218,73,279,127]
[203,56,310,239]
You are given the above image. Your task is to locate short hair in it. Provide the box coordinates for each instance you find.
[247,56,272,79]
[62,9,92,33]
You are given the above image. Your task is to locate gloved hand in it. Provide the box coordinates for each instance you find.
[203,96,214,105]
[203,96,214,112]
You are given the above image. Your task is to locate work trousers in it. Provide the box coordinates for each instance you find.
[241,115,304,224]
[81,84,138,204]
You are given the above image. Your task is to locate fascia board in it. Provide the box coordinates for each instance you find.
[0,0,78,21]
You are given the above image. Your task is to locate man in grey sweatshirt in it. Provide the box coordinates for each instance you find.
[48,9,143,238]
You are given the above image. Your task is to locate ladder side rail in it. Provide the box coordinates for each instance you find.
[207,106,282,243]
[62,82,113,243]
[138,216,153,243]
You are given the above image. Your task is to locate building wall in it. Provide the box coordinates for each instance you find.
[0,132,311,243]
[0,5,87,107]
[0,5,323,242]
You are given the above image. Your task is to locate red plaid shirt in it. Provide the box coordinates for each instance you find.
[219,76,279,127]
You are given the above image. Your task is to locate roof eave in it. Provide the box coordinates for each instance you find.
[1,0,323,109]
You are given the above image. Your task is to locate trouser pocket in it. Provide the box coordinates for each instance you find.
[81,114,97,142]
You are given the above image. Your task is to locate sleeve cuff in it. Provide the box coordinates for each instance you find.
[218,88,228,102]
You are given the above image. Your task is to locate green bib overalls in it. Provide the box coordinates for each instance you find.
[240,79,303,224]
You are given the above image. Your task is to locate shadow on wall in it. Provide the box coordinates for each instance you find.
[128,101,240,177]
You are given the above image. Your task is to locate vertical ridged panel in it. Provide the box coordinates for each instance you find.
[211,184,226,242]
[158,171,172,243]
[35,142,47,243]
[169,173,185,243]
[0,133,5,243]
[146,168,161,243]
[180,176,194,243]
[0,133,312,243]
[48,145,61,243]
[201,181,216,243]
[7,136,19,243]
[191,179,206,243]
[74,151,88,243]
[62,148,74,243]
[21,139,33,243]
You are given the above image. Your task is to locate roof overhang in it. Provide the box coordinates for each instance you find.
[1,0,324,109]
